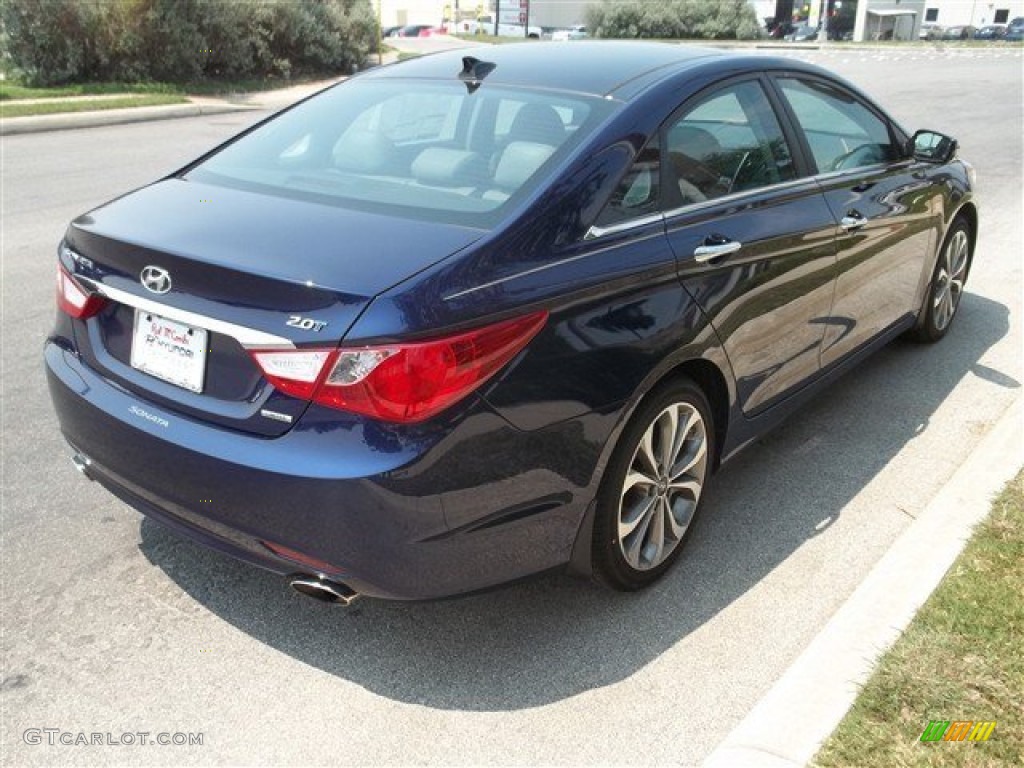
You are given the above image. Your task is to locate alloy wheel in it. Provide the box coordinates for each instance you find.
[617,402,708,571]
[933,229,969,332]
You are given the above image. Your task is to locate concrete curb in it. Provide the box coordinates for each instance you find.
[703,395,1023,768]
[0,101,261,136]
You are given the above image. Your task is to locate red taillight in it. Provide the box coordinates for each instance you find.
[57,265,106,319]
[249,311,548,423]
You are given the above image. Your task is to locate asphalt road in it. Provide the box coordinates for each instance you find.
[2,46,1021,766]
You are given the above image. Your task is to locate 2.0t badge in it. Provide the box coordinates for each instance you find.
[140,265,172,295]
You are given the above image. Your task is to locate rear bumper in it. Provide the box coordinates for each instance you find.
[45,341,602,599]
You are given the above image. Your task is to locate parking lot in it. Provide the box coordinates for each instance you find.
[1,45,1021,765]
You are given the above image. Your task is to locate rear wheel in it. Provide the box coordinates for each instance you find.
[909,217,972,342]
[592,378,713,591]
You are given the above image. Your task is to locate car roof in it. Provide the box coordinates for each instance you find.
[361,42,727,99]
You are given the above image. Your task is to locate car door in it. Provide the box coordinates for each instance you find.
[661,77,840,416]
[770,74,940,367]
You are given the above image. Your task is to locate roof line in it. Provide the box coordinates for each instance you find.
[363,75,626,102]
[603,50,722,97]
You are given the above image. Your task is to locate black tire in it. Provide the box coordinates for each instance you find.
[592,378,714,591]
[908,216,972,343]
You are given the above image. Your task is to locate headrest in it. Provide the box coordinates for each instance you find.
[507,103,565,146]
[333,131,395,173]
[412,148,486,187]
[668,126,722,162]
[493,141,556,190]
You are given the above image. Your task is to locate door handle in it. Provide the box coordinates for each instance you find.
[840,212,868,231]
[693,239,742,263]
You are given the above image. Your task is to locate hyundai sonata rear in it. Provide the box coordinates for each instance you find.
[45,57,629,600]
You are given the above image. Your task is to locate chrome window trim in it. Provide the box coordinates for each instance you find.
[810,160,906,183]
[584,212,664,241]
[660,176,816,221]
[81,278,294,349]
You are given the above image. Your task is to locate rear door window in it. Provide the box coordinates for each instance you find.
[593,137,662,229]
[592,78,798,231]
[663,79,797,207]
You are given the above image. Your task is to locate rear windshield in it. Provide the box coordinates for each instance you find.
[186,79,614,227]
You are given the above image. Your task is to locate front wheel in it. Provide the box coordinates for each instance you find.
[909,217,972,343]
[592,378,714,591]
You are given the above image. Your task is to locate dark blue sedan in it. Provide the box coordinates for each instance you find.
[46,43,976,604]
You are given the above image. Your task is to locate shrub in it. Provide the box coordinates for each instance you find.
[588,0,760,41]
[2,0,95,85]
[0,0,376,86]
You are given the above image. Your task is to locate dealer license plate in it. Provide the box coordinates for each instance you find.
[130,310,208,393]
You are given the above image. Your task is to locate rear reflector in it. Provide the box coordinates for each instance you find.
[57,264,106,319]
[261,540,344,575]
[249,311,548,423]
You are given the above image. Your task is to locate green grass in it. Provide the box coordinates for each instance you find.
[0,73,342,117]
[1,93,187,118]
[814,470,1024,767]
[0,74,335,103]
[0,81,179,101]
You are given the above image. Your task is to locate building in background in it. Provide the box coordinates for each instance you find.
[378,0,446,28]
[921,0,1024,26]
[765,0,1022,40]
[853,1,926,40]
[376,0,1023,36]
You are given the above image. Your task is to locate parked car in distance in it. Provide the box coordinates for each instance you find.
[784,23,819,41]
[381,25,403,38]
[552,24,587,41]
[469,14,543,38]
[447,17,486,34]
[1003,17,1024,40]
[397,24,433,37]
[46,43,976,604]
[918,23,944,40]
[942,25,976,39]
[974,24,1006,40]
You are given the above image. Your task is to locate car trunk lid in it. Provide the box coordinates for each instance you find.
[64,179,484,436]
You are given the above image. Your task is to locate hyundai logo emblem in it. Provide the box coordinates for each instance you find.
[140,266,172,295]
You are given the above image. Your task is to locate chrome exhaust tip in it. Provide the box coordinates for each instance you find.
[288,574,359,606]
[71,452,93,479]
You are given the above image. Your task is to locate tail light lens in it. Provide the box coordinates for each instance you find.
[250,311,548,423]
[56,264,106,319]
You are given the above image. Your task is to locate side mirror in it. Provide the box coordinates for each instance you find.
[909,130,958,164]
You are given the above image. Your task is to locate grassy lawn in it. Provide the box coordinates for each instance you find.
[0,81,179,100]
[1,93,187,118]
[0,74,339,117]
[0,75,338,102]
[814,470,1024,767]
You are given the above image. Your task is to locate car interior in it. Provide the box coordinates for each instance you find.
[311,90,591,211]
